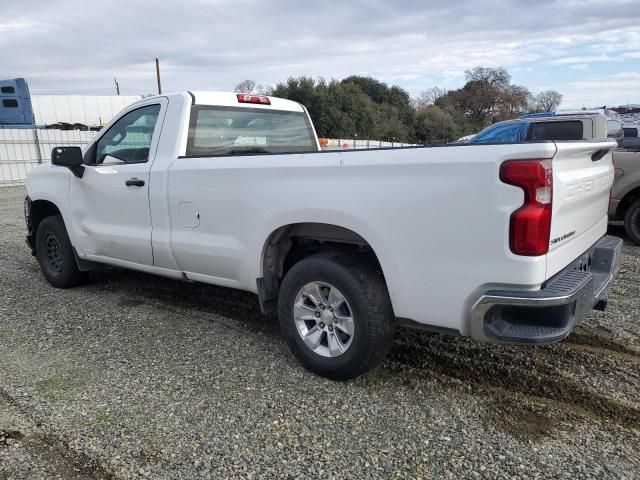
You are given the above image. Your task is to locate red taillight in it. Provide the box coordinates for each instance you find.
[236,94,271,105]
[500,159,553,256]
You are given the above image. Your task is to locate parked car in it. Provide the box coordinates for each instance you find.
[609,131,640,243]
[622,124,640,149]
[464,109,624,145]
[24,92,622,379]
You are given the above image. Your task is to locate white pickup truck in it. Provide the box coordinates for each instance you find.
[25,92,623,379]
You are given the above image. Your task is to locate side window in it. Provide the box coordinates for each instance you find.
[2,99,18,108]
[472,123,529,143]
[606,119,623,145]
[95,105,161,165]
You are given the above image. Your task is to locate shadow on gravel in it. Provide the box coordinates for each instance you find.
[388,330,640,434]
[81,264,639,439]
[87,266,278,337]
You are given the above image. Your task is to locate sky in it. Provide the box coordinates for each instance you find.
[2,0,640,108]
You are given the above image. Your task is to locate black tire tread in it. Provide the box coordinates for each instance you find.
[278,251,395,380]
[624,199,640,245]
[35,215,88,288]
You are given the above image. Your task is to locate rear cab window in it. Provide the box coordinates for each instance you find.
[529,121,583,141]
[186,106,317,156]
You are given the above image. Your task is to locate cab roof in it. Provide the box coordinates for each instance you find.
[189,91,305,112]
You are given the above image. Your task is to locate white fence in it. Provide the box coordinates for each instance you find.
[0,131,417,187]
[324,139,418,150]
[0,129,95,187]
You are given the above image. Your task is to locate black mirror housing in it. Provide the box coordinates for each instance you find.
[52,146,83,166]
[51,146,84,178]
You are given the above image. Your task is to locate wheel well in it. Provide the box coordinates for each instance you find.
[258,223,383,313]
[617,187,640,219]
[29,200,62,241]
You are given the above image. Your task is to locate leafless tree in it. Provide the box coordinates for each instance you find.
[532,90,563,112]
[464,66,511,90]
[234,79,273,95]
[234,80,257,93]
[413,86,448,108]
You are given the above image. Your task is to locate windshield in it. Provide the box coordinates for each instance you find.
[186,106,317,156]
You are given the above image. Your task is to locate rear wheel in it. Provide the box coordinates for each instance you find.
[624,199,640,245]
[35,215,88,288]
[278,252,395,380]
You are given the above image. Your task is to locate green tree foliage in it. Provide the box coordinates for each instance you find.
[415,105,457,144]
[268,67,562,144]
[272,76,415,141]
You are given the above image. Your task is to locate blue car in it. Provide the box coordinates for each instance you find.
[467,109,623,145]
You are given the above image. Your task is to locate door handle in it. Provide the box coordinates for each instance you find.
[125,178,145,187]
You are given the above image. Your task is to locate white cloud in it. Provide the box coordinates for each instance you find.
[563,72,640,107]
[0,0,638,108]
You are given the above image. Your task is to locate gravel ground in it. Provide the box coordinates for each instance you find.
[0,185,638,479]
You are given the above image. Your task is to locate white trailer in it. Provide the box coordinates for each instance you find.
[31,95,141,127]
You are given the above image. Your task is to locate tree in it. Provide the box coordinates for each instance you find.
[497,84,531,120]
[436,66,541,130]
[465,66,511,90]
[234,80,256,93]
[413,87,448,108]
[415,105,458,144]
[530,90,563,112]
[234,79,272,95]
[444,79,502,127]
[269,67,563,144]
[341,76,416,140]
[272,76,416,141]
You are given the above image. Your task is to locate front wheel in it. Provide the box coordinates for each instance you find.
[624,199,640,245]
[278,252,395,380]
[35,215,88,288]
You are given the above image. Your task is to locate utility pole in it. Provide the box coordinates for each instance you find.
[114,77,120,95]
[155,58,162,95]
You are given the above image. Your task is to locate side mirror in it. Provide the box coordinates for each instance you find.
[51,146,84,178]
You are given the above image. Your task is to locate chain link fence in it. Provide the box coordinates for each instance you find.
[0,128,95,187]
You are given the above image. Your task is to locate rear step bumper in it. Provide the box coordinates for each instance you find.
[471,235,623,344]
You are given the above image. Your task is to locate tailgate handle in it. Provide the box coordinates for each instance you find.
[591,149,610,162]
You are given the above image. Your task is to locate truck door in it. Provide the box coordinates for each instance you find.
[69,100,167,266]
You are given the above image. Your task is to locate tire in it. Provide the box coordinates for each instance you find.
[624,199,640,245]
[35,215,88,288]
[278,252,395,380]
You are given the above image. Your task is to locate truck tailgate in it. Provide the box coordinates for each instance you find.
[547,141,617,278]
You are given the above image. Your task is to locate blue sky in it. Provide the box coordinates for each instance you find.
[2,0,639,108]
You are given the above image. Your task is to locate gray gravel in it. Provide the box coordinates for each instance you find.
[0,185,638,479]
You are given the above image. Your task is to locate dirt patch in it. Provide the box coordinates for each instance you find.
[388,332,640,430]
[566,331,640,360]
[27,433,114,480]
[484,396,555,441]
[0,387,112,480]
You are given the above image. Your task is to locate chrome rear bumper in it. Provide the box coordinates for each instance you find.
[471,235,623,344]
